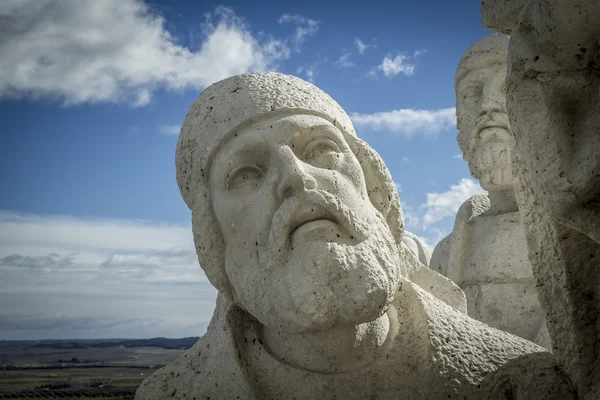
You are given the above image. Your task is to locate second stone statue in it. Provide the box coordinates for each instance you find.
[430,34,550,349]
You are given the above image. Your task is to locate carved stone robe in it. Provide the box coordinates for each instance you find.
[135,277,573,399]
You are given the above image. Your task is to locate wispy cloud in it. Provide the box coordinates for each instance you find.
[420,178,485,226]
[0,211,216,339]
[371,50,425,78]
[0,2,292,106]
[355,38,370,55]
[278,13,319,48]
[453,153,464,159]
[335,52,355,68]
[399,178,484,248]
[296,66,317,82]
[127,125,140,136]
[350,108,456,137]
[159,125,181,135]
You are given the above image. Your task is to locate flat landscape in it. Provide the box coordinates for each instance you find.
[0,338,198,399]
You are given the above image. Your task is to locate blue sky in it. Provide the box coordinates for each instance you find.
[0,0,491,339]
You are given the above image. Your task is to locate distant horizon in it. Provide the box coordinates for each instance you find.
[0,336,201,343]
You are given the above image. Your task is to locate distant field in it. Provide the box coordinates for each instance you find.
[0,338,197,399]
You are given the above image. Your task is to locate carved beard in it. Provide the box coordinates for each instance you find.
[471,140,514,191]
[225,203,401,334]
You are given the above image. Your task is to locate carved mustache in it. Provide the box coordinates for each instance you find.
[468,112,512,155]
[264,189,370,270]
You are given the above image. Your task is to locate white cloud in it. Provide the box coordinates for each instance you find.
[336,52,355,68]
[127,125,139,136]
[414,227,448,251]
[159,125,182,135]
[371,49,425,78]
[296,66,317,82]
[0,1,291,106]
[350,108,456,137]
[399,178,483,249]
[420,178,485,226]
[453,153,464,159]
[395,182,402,193]
[0,211,217,339]
[355,38,370,55]
[378,54,415,76]
[0,211,193,254]
[278,13,319,48]
[354,38,375,55]
[402,156,410,164]
[402,203,422,231]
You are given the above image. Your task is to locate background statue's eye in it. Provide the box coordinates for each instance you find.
[227,165,264,190]
[461,84,482,99]
[303,138,341,160]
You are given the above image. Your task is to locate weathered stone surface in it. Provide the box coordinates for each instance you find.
[493,1,600,397]
[481,0,528,34]
[136,72,572,399]
[432,35,550,348]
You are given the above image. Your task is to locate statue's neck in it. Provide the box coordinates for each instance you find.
[260,312,392,374]
[485,189,518,216]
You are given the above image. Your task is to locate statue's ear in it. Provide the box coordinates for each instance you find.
[350,136,404,248]
[191,185,234,302]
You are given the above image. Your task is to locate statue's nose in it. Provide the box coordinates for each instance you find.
[478,76,506,118]
[276,146,317,200]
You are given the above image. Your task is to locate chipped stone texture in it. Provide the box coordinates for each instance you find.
[481,0,529,34]
[137,72,572,399]
[487,1,600,397]
[432,35,550,348]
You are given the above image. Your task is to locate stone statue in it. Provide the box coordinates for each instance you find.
[402,231,431,266]
[482,1,600,397]
[430,34,550,349]
[135,72,574,399]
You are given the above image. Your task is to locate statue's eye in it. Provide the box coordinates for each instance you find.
[461,84,482,99]
[302,138,341,161]
[227,165,264,190]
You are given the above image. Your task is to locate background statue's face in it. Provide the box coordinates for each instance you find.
[456,54,514,191]
[209,114,400,333]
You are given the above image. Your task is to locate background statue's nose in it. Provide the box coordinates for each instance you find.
[276,148,317,199]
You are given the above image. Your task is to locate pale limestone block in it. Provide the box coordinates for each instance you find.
[491,1,600,396]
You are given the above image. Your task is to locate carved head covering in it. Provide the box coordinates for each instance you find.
[176,72,404,299]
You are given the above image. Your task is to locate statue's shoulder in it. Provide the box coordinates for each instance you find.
[402,231,432,267]
[134,336,213,399]
[135,296,255,399]
[399,282,574,398]
[430,232,452,276]
[430,194,488,276]
[454,193,490,228]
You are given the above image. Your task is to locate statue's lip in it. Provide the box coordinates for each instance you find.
[476,120,509,136]
[288,208,339,238]
[472,119,511,148]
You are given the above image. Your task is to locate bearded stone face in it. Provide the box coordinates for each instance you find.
[208,114,401,333]
[456,37,515,191]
